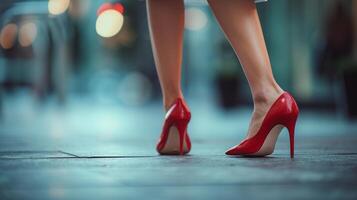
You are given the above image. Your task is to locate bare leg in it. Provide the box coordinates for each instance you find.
[146,0,185,110]
[208,0,284,138]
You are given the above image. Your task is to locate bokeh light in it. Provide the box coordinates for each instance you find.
[0,23,18,49]
[48,0,71,15]
[19,22,37,47]
[185,7,208,31]
[96,3,124,38]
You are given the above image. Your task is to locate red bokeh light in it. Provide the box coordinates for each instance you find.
[97,2,124,16]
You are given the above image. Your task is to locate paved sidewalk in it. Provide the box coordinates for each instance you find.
[1,96,357,199]
[1,135,357,200]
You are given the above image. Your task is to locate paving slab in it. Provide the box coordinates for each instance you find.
[1,136,357,200]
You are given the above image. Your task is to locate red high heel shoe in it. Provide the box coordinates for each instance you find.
[156,98,191,155]
[226,92,299,158]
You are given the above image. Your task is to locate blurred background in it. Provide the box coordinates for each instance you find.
[0,0,357,153]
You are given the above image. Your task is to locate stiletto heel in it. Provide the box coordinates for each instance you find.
[226,92,299,157]
[156,98,191,155]
[286,117,297,158]
[175,120,188,155]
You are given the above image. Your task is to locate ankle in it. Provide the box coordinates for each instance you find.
[252,84,284,106]
[163,94,184,111]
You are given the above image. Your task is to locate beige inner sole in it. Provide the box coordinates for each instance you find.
[247,125,284,157]
[160,126,189,155]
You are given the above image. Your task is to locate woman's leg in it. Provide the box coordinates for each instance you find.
[146,0,185,110]
[208,0,284,138]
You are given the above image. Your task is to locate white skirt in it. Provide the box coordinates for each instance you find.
[184,0,267,4]
[255,0,268,3]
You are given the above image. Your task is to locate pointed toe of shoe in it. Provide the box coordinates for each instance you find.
[225,149,235,155]
[225,145,242,155]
